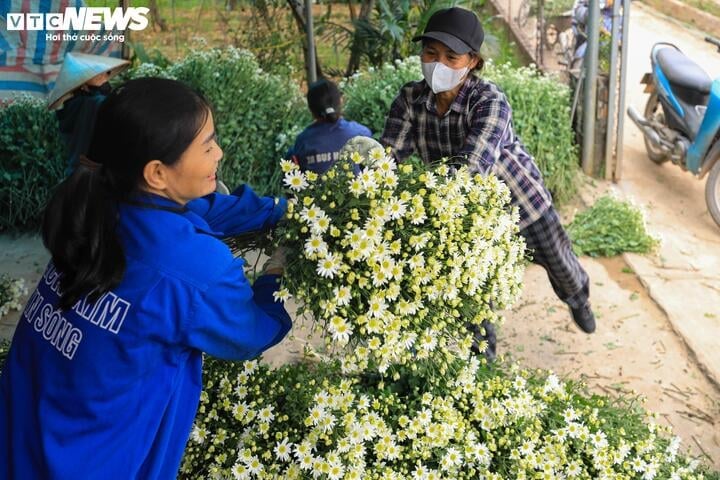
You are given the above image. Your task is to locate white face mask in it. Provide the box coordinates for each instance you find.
[421,61,469,94]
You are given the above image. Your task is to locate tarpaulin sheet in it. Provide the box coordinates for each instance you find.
[0,0,124,102]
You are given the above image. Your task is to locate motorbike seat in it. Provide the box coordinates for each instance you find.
[657,47,712,94]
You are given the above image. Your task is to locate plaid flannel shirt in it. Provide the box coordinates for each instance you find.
[380,75,553,229]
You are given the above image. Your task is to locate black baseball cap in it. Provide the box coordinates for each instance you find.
[412,7,484,54]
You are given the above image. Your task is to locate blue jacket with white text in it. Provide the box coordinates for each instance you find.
[0,186,291,479]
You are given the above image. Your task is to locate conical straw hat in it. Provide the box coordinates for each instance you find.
[47,52,130,110]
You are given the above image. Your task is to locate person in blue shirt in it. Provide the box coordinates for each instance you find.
[286,78,373,174]
[0,77,292,479]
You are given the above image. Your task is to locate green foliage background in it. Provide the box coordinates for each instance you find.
[0,51,578,231]
[0,98,66,231]
[0,48,309,232]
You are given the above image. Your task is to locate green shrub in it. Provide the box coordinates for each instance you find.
[342,57,579,204]
[542,0,575,17]
[127,46,311,195]
[567,195,659,257]
[0,97,66,232]
[483,62,579,204]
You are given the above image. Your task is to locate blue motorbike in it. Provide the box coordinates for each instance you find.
[628,37,720,228]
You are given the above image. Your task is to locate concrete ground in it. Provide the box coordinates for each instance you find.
[619,1,720,391]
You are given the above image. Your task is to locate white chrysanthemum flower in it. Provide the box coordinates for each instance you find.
[232,401,250,420]
[327,463,345,480]
[666,436,681,460]
[332,285,351,307]
[563,407,578,423]
[280,159,298,173]
[231,463,250,480]
[244,455,263,475]
[190,425,208,443]
[369,147,386,163]
[409,206,427,225]
[308,405,326,426]
[356,237,373,259]
[371,268,390,287]
[386,198,407,220]
[359,170,378,190]
[272,288,291,302]
[383,171,399,188]
[316,253,341,278]
[284,170,308,191]
[274,438,292,462]
[565,460,582,477]
[367,296,387,318]
[543,373,562,394]
[257,405,275,423]
[423,172,438,188]
[440,447,462,471]
[590,431,608,450]
[297,453,314,471]
[304,235,328,256]
[310,214,331,234]
[330,316,353,344]
[348,178,364,196]
[413,464,430,480]
[300,205,322,222]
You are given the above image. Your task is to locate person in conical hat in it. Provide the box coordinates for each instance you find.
[48,52,129,173]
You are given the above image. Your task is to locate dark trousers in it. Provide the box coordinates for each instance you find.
[474,206,590,357]
[521,206,589,309]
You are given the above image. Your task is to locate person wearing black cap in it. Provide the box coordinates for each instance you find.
[286,79,373,175]
[380,7,596,360]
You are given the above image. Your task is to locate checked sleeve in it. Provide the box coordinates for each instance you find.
[458,87,513,174]
[380,89,417,162]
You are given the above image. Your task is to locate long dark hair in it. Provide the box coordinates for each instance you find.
[307,78,341,123]
[42,77,211,310]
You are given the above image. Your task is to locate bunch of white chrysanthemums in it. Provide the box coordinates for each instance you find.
[178,146,713,480]
[275,147,525,373]
[0,275,27,320]
[180,358,705,480]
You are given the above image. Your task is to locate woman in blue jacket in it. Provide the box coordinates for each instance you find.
[0,78,292,479]
[286,78,373,174]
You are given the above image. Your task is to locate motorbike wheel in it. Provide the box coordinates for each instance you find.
[643,92,669,164]
[706,160,720,229]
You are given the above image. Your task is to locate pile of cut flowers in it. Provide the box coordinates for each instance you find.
[180,148,718,480]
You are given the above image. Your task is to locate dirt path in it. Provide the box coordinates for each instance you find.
[500,251,720,467]
[618,1,720,393]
